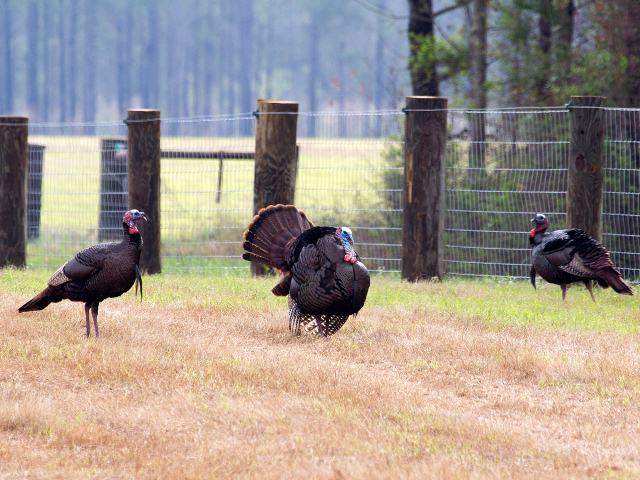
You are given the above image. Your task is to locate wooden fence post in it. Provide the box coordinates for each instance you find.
[401,96,448,281]
[0,116,28,268]
[99,138,128,241]
[252,99,299,276]
[127,109,161,274]
[567,96,605,239]
[27,143,45,240]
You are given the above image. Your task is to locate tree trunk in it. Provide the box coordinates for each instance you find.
[58,0,66,121]
[202,2,215,117]
[2,2,14,112]
[401,97,447,280]
[264,6,274,99]
[307,12,320,136]
[555,0,575,85]
[238,0,254,134]
[536,0,553,104]
[42,1,51,120]
[147,3,159,107]
[27,0,39,118]
[408,0,438,96]
[82,0,96,132]
[469,0,487,169]
[338,38,347,136]
[374,1,385,135]
[67,0,78,121]
[117,4,133,117]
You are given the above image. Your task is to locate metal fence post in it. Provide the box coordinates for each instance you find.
[99,138,128,241]
[567,96,605,239]
[0,116,28,267]
[127,109,161,274]
[27,143,45,240]
[252,99,299,276]
[401,96,448,281]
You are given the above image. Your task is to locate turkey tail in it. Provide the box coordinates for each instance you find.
[597,268,633,295]
[242,204,312,270]
[18,287,56,312]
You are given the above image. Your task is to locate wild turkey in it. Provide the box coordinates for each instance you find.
[18,209,146,337]
[529,213,632,300]
[242,204,370,336]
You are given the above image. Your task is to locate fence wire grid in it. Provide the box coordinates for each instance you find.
[22,108,640,280]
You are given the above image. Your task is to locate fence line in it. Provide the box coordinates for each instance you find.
[1,105,637,280]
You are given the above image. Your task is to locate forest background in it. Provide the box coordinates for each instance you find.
[1,0,638,128]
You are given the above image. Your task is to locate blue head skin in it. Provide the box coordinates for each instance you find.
[529,213,549,242]
[337,226,357,264]
[123,209,147,234]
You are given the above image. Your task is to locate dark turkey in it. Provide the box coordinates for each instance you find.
[18,209,146,337]
[242,204,370,336]
[529,213,632,301]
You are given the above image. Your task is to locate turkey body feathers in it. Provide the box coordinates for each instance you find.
[289,235,370,316]
[531,228,632,295]
[242,204,371,336]
[18,235,142,312]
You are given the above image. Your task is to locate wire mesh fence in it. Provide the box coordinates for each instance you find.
[295,112,403,273]
[444,106,640,281]
[24,112,404,274]
[28,122,128,271]
[603,109,640,280]
[444,108,570,278]
[20,107,640,280]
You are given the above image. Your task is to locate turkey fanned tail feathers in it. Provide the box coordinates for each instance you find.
[242,204,313,270]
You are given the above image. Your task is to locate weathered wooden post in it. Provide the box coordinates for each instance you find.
[27,143,45,240]
[252,99,299,276]
[401,96,448,281]
[99,138,128,241]
[126,109,161,274]
[0,116,28,267]
[567,96,605,239]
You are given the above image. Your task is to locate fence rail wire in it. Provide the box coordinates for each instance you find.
[21,107,640,280]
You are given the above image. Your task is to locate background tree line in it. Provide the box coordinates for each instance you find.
[1,0,639,130]
[407,0,640,107]
[0,0,408,127]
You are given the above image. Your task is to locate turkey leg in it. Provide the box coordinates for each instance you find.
[84,303,91,337]
[91,302,100,338]
[584,281,596,303]
[561,284,567,301]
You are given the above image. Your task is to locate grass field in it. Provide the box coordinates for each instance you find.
[2,271,640,478]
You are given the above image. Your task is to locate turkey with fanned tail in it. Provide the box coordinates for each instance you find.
[242,204,370,336]
[529,213,632,300]
[18,209,146,337]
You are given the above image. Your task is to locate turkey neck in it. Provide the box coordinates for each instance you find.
[122,223,143,249]
[530,229,548,247]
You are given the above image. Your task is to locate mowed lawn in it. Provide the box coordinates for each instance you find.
[1,271,640,478]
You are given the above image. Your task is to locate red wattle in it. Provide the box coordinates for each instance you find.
[344,253,357,264]
[529,228,536,238]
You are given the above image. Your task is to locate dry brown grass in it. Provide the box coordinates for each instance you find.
[1,278,640,479]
